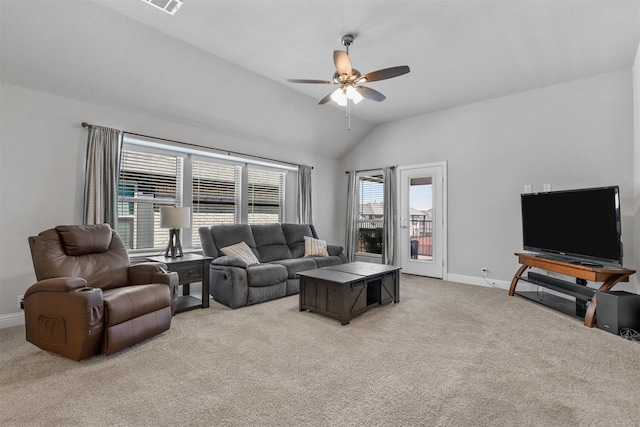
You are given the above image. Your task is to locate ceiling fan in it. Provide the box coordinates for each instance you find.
[287,34,410,129]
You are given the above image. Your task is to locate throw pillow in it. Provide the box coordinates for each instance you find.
[220,241,260,265]
[304,236,329,257]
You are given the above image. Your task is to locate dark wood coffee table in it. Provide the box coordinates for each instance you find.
[298,262,401,325]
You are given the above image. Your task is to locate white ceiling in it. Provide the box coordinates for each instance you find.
[96,0,640,122]
[2,0,640,158]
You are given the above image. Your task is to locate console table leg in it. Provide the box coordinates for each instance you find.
[584,294,597,327]
[509,264,529,296]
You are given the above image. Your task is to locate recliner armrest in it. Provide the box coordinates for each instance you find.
[24,278,104,360]
[25,277,88,297]
[212,256,248,268]
[129,262,179,315]
[129,262,178,285]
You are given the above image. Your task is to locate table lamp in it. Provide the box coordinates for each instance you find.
[160,206,191,258]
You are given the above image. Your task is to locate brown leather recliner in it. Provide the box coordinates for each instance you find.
[25,224,179,360]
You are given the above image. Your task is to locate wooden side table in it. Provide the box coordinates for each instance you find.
[147,253,212,313]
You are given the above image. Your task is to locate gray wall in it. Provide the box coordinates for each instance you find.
[634,42,640,293]
[0,82,343,321]
[341,69,636,288]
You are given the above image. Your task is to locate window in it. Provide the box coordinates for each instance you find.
[118,148,183,250]
[247,167,285,225]
[118,136,293,253]
[191,158,241,247]
[356,173,384,254]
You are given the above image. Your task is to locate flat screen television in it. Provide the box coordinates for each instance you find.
[521,186,623,267]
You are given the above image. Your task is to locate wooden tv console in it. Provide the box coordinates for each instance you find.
[509,253,635,327]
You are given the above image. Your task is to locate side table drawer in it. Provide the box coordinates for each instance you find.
[171,262,204,284]
[146,254,212,313]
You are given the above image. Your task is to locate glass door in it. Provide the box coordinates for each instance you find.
[398,163,446,278]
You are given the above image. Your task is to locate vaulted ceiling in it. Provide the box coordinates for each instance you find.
[2,0,639,158]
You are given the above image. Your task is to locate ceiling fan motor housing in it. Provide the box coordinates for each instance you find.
[341,34,355,47]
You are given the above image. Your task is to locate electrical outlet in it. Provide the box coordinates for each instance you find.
[543,184,552,192]
[524,184,532,193]
[18,295,24,310]
[481,267,488,275]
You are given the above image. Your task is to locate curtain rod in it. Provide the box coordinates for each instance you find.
[81,122,312,170]
[345,166,395,174]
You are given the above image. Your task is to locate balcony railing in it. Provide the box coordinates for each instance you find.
[357,220,383,254]
[357,217,433,259]
[410,217,432,259]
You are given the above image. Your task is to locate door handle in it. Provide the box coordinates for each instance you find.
[401,225,408,229]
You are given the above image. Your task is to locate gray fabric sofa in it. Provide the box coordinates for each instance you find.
[199,223,347,308]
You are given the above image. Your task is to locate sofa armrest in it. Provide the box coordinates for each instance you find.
[327,245,344,257]
[212,256,248,268]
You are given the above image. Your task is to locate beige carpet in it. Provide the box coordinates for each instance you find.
[2,275,640,426]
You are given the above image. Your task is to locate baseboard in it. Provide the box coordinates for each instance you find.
[0,312,24,329]
[446,273,529,291]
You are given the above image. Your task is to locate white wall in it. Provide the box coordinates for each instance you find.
[341,69,636,287]
[0,82,342,323]
[633,42,640,292]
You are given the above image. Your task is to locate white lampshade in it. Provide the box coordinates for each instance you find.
[160,207,191,229]
[330,88,348,106]
[345,85,363,104]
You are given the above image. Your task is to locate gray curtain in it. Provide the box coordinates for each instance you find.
[345,171,358,262]
[297,165,313,224]
[382,166,397,265]
[83,125,123,228]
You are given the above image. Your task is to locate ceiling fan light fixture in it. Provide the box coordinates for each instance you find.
[286,33,410,128]
[331,88,348,106]
[346,85,363,104]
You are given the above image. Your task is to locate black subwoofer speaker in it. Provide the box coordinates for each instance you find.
[595,291,640,335]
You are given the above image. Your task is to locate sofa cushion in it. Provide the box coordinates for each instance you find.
[246,264,288,287]
[304,236,329,257]
[220,241,260,266]
[211,224,260,260]
[281,223,315,258]
[270,258,318,279]
[251,224,293,262]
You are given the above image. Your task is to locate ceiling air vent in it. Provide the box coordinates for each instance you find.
[140,0,183,15]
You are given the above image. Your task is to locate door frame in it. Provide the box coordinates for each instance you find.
[396,162,448,280]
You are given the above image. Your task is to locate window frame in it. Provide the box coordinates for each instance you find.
[118,135,295,254]
[355,171,385,255]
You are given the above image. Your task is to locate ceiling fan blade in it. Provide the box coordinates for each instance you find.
[318,91,334,105]
[356,86,386,102]
[333,50,352,76]
[287,79,333,84]
[360,65,410,83]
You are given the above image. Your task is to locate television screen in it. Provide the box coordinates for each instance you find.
[521,186,622,267]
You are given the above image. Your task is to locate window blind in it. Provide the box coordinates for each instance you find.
[118,147,183,251]
[247,167,285,225]
[191,158,241,247]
